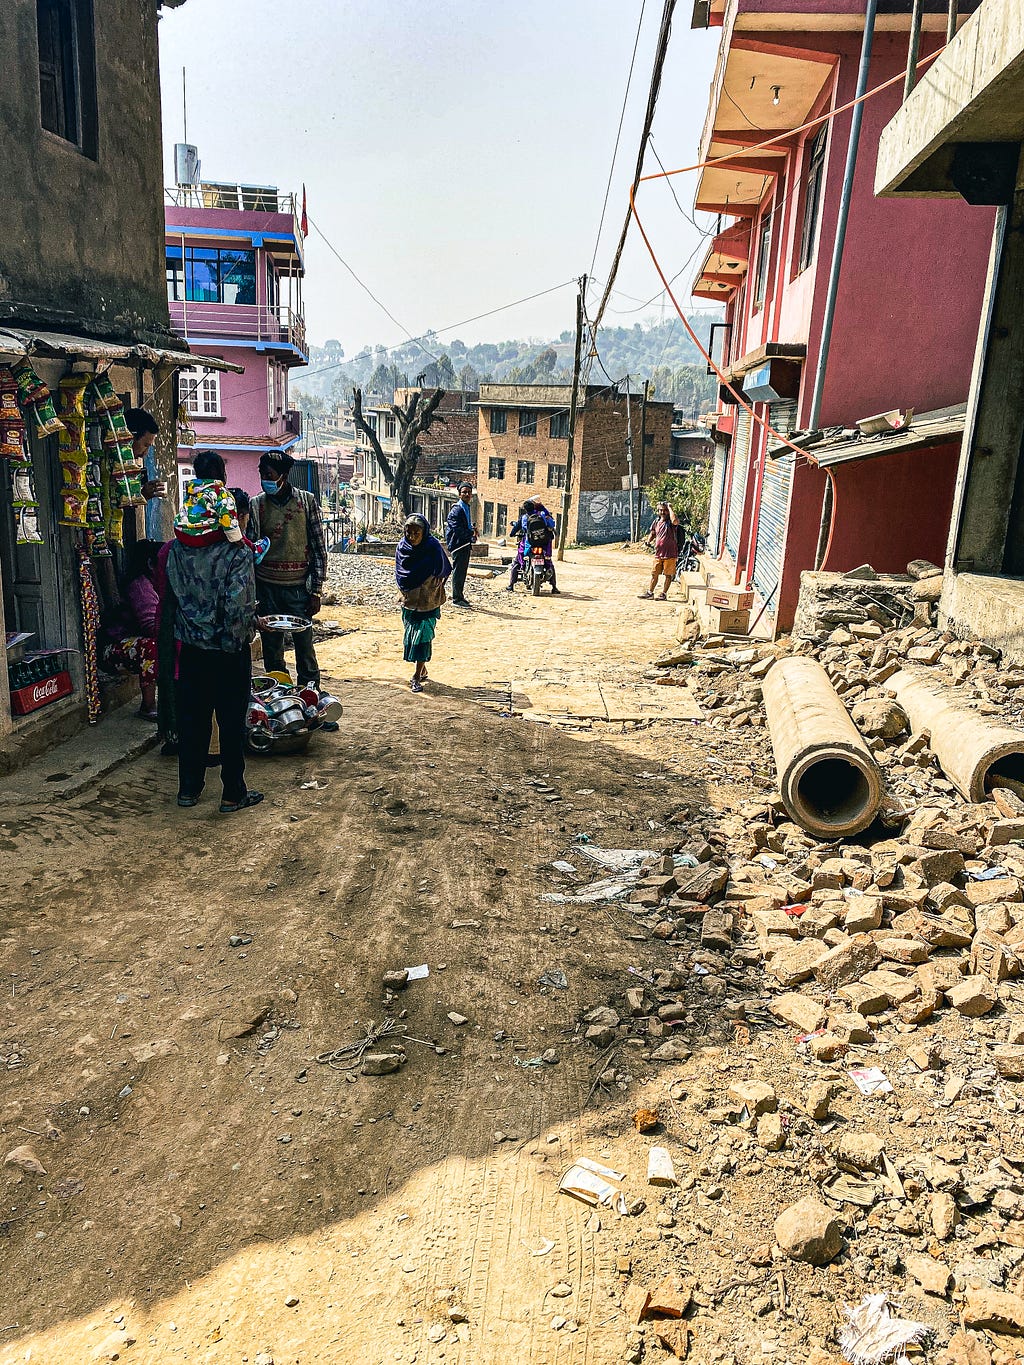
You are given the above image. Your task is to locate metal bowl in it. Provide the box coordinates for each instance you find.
[257,614,312,634]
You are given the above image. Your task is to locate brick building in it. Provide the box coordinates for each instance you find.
[475,383,673,544]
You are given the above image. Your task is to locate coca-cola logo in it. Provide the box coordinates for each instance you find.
[32,678,59,702]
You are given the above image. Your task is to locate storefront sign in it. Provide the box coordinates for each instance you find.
[10,669,74,716]
[576,490,652,544]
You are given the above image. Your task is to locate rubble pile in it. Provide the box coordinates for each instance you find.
[791,562,944,640]
[568,574,1024,1363]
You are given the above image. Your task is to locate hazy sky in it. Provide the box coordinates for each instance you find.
[157,1,720,360]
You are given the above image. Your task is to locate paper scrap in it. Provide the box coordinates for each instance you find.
[839,1293,930,1365]
[405,964,430,981]
[559,1157,628,1214]
[849,1066,893,1096]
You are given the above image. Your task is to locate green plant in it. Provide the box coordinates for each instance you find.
[644,467,713,534]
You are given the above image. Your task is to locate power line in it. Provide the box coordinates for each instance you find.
[589,0,648,281]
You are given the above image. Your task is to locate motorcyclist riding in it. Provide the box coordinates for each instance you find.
[507,498,559,593]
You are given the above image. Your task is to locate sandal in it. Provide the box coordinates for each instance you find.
[656,592,667,600]
[219,790,265,814]
[138,708,159,722]
[638,590,655,599]
[176,792,202,807]
[410,679,424,694]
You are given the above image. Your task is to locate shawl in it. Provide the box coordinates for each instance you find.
[395,531,451,592]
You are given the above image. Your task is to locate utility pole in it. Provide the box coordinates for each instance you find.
[625,375,636,541]
[557,274,586,562]
[639,378,650,490]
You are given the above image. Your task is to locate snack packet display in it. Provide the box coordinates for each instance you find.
[16,505,42,546]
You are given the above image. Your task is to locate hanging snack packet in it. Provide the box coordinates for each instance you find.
[1,422,24,458]
[12,361,49,406]
[60,491,88,527]
[16,505,43,546]
[58,374,89,418]
[11,464,37,506]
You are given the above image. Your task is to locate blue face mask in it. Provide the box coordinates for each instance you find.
[261,479,279,495]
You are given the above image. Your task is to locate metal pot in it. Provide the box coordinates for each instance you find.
[264,697,307,732]
[317,693,343,722]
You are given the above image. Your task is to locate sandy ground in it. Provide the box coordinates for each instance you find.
[0,547,735,1365]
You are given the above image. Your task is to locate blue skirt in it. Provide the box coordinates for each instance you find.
[402,607,440,663]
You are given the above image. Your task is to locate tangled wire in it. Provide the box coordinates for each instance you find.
[315,1017,403,1071]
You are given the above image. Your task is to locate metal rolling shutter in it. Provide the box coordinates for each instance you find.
[706,447,727,556]
[724,408,751,561]
[751,399,798,609]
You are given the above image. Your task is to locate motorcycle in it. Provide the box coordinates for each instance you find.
[525,515,556,596]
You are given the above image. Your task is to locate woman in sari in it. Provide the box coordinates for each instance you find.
[395,514,452,693]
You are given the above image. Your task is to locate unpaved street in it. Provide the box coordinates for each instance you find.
[0,548,743,1365]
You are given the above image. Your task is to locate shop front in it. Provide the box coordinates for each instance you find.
[0,331,235,772]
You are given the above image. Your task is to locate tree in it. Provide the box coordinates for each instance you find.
[352,385,447,518]
[458,363,480,393]
[644,466,713,536]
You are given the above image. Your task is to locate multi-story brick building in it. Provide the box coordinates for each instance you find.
[474,383,674,544]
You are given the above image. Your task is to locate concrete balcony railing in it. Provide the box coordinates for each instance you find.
[165,183,302,240]
[168,300,307,358]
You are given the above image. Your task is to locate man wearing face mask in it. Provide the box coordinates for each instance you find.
[248,451,328,689]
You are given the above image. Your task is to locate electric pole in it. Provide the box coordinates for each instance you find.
[557,274,586,562]
[625,375,636,541]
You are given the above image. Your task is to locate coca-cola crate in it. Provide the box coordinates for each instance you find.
[10,669,74,716]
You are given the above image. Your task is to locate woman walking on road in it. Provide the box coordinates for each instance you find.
[395,514,451,693]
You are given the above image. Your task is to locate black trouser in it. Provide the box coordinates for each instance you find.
[256,581,320,685]
[176,644,251,803]
[450,544,471,602]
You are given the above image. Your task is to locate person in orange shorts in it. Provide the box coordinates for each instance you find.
[639,501,680,600]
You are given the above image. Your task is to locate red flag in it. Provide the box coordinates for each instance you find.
[300,184,308,238]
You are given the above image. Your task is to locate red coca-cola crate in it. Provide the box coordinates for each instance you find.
[10,669,74,716]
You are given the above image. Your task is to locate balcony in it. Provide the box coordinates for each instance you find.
[283,409,302,438]
[168,301,307,361]
[166,183,302,240]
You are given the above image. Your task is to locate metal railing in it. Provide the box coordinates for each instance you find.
[165,183,302,242]
[904,0,959,98]
[168,300,306,355]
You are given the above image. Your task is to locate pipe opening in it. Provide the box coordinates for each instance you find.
[795,757,873,831]
[984,751,1024,798]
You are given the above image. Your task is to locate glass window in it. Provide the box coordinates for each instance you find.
[166,246,184,302]
[754,211,773,310]
[519,410,538,437]
[483,501,495,535]
[798,126,828,274]
[488,457,505,480]
[219,249,257,304]
[517,461,535,483]
[549,411,569,439]
[384,415,396,440]
[496,504,508,536]
[167,247,258,305]
[489,408,507,435]
[180,366,221,418]
[187,248,220,303]
[547,464,567,489]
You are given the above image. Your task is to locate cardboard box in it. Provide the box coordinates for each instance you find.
[10,669,74,716]
[708,607,750,636]
[706,586,754,611]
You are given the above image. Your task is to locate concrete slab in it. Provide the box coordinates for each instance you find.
[0,700,158,806]
[517,681,608,720]
[600,682,703,722]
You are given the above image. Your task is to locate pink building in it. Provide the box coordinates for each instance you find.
[164,178,306,498]
[693,0,995,631]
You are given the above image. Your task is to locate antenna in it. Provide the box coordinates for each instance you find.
[182,66,187,144]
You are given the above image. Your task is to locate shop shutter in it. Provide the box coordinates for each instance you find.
[751,399,798,610]
[724,408,751,561]
[706,447,727,556]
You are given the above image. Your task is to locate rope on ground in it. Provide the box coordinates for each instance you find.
[315,1017,403,1070]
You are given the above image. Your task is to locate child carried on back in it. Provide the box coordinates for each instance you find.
[173,450,269,563]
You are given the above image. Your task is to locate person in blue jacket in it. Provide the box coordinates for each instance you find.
[507,499,559,592]
[444,481,476,607]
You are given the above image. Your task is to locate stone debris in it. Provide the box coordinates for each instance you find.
[774,1196,843,1265]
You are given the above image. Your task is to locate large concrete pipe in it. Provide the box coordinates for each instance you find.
[762,657,884,838]
[890,668,1024,802]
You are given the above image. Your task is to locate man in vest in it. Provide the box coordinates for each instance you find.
[249,452,328,690]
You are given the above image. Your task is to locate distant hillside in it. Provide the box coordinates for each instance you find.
[292,315,722,420]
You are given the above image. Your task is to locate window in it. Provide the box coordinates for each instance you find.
[753,211,773,310]
[384,415,396,441]
[549,411,569,439]
[483,501,495,535]
[517,460,535,484]
[797,126,828,274]
[37,0,96,155]
[489,408,507,435]
[180,366,221,418]
[165,247,257,305]
[268,362,277,422]
[488,457,506,480]
[519,410,538,437]
[496,504,508,536]
[547,463,567,489]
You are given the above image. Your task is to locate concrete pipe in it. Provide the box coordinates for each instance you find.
[762,656,884,838]
[890,668,1024,802]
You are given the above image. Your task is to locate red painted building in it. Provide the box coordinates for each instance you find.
[693,0,994,631]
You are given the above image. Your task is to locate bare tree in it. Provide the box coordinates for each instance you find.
[352,385,447,520]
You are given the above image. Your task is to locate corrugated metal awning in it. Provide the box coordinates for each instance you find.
[809,404,967,469]
[0,327,244,374]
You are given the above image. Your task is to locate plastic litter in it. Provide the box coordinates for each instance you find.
[968,865,1009,881]
[839,1294,930,1365]
[576,846,654,872]
[559,1157,628,1214]
[849,1066,893,1096]
[405,964,429,981]
[551,860,576,874]
[524,1237,555,1256]
[673,853,700,869]
[542,878,632,904]
[538,968,568,991]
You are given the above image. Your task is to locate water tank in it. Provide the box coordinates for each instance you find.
[174,143,200,186]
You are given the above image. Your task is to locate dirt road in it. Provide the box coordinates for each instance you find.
[0,548,735,1365]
